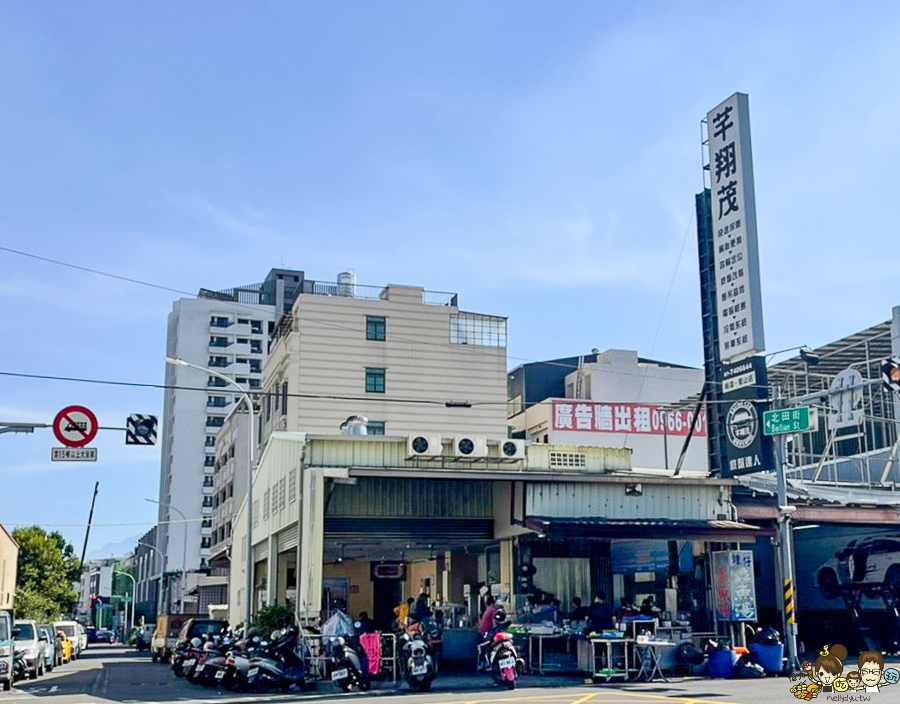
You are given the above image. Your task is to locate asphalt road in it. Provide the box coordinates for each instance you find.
[0,644,803,704]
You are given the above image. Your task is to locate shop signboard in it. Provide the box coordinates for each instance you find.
[551,401,706,437]
[720,356,773,477]
[707,93,765,363]
[712,550,757,622]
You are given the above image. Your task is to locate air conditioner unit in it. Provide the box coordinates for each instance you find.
[407,434,443,458]
[453,436,488,458]
[498,438,526,460]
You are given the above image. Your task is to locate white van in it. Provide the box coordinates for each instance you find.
[52,621,83,659]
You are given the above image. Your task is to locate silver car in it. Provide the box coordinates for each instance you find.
[12,620,46,679]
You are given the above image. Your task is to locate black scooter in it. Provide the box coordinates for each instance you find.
[329,636,370,692]
[246,626,309,693]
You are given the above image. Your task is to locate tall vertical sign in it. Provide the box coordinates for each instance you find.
[707,93,765,363]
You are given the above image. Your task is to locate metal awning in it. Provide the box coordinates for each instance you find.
[525,516,772,540]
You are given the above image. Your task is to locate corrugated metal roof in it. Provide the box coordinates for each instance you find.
[326,477,493,518]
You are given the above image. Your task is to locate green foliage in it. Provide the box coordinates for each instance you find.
[13,526,81,621]
[252,602,295,635]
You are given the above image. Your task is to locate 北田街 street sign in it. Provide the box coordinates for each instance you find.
[763,406,817,436]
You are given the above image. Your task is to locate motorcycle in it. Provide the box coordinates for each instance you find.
[175,637,204,681]
[399,619,439,691]
[329,636,370,692]
[218,633,261,692]
[13,649,26,682]
[479,609,523,690]
[246,627,309,693]
[196,634,235,687]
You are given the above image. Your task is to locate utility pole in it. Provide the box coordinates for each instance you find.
[773,388,800,672]
[77,482,100,618]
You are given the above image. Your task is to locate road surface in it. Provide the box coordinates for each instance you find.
[0,643,801,704]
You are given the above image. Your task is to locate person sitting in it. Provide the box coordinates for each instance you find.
[478,607,511,671]
[586,592,613,634]
[615,597,637,621]
[640,595,661,617]
[570,597,590,621]
[478,596,498,634]
[412,593,432,623]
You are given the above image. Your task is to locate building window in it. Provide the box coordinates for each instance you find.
[366,316,386,341]
[205,435,216,447]
[204,456,215,467]
[238,318,249,325]
[288,468,297,502]
[549,451,586,469]
[450,313,507,347]
[279,478,286,511]
[252,500,259,527]
[263,489,270,520]
[281,381,288,415]
[208,356,229,368]
[250,320,263,334]
[207,396,227,408]
[210,316,230,328]
[208,376,227,387]
[367,421,385,435]
[249,360,261,373]
[249,379,261,389]
[365,368,385,393]
[206,416,225,428]
[209,336,230,348]
[250,340,262,354]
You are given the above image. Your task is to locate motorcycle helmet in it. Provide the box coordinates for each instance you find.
[190,637,202,648]
[493,608,507,623]
[330,637,346,658]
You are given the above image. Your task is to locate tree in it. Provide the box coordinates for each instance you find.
[13,526,81,621]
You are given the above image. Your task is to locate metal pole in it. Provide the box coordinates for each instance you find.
[774,387,800,672]
[138,541,164,620]
[78,482,100,618]
[165,357,255,629]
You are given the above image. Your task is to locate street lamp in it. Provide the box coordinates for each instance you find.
[146,498,187,613]
[137,541,165,620]
[114,568,136,641]
[165,356,256,629]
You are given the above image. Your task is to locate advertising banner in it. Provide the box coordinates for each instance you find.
[552,401,706,437]
[707,93,765,363]
[712,549,757,622]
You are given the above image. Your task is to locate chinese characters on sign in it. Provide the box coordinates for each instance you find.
[552,401,707,437]
[712,550,757,622]
[707,93,765,362]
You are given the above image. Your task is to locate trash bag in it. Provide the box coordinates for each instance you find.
[733,653,766,678]
[676,641,705,665]
[705,637,732,653]
[753,626,782,645]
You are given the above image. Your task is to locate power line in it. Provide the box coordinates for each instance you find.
[0,245,194,296]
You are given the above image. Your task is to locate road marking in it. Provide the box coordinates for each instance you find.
[569,694,600,704]
[599,692,743,704]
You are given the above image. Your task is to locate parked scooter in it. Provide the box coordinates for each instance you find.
[329,636,370,692]
[175,637,204,681]
[13,649,27,682]
[245,627,309,693]
[479,609,523,690]
[196,633,235,687]
[218,632,261,691]
[399,618,439,691]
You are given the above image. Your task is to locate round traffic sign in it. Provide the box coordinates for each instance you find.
[53,406,98,448]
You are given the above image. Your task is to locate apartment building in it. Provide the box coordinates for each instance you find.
[156,269,303,594]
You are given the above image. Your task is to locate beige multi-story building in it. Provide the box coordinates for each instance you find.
[0,523,18,611]
[259,279,508,442]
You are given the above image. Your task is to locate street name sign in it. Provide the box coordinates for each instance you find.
[763,406,818,436]
[53,405,98,447]
[52,447,98,461]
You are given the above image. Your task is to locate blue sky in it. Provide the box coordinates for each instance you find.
[2,1,899,554]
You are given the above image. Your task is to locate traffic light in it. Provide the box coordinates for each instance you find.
[126,414,158,445]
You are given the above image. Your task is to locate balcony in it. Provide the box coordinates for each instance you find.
[207,377,228,388]
[209,316,231,328]
[208,357,230,368]
[207,398,228,408]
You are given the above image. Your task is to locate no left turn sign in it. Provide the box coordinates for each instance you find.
[53,405,98,448]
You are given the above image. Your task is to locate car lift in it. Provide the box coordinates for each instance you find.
[839,584,900,652]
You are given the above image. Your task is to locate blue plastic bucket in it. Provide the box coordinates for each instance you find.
[709,649,736,678]
[749,643,784,674]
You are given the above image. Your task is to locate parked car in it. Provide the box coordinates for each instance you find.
[53,621,82,660]
[76,623,87,653]
[96,630,115,644]
[86,627,98,644]
[816,535,900,598]
[0,611,13,691]
[36,626,56,672]
[151,614,204,663]
[12,620,46,679]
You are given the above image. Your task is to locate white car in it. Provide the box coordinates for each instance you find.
[816,535,900,598]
